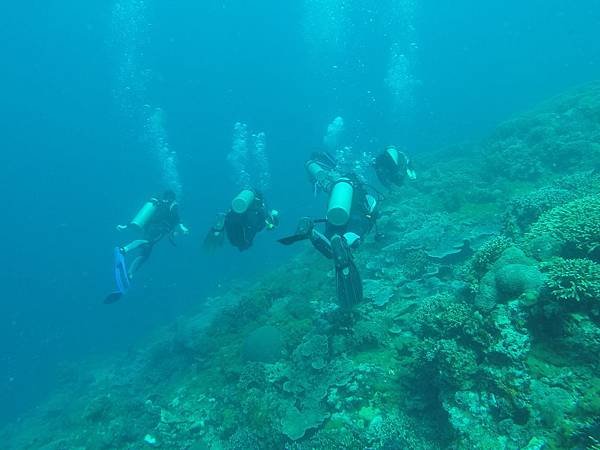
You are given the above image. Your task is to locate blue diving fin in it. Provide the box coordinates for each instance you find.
[104,247,130,304]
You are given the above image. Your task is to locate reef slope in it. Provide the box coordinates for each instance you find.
[3,82,600,449]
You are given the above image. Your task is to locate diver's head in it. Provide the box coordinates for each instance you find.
[162,189,177,203]
[384,146,403,168]
[266,209,280,230]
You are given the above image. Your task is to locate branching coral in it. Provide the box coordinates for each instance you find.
[472,236,513,277]
[415,338,479,390]
[413,294,489,348]
[504,188,576,236]
[411,296,494,391]
[552,170,600,197]
[402,248,429,279]
[540,257,600,303]
[527,196,600,258]
[483,83,600,181]
[238,362,266,389]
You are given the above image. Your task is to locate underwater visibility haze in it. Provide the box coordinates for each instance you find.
[2,0,600,448]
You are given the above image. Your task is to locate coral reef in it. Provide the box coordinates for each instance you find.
[483,82,600,180]
[526,195,600,259]
[541,257,600,304]
[471,235,513,277]
[242,325,284,363]
[503,187,576,237]
[4,82,600,450]
[474,246,544,311]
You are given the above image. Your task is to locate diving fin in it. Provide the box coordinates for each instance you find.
[203,213,226,252]
[114,247,130,293]
[203,228,225,251]
[278,217,314,246]
[331,235,363,308]
[335,262,363,308]
[104,292,123,304]
[278,233,310,246]
[278,217,328,246]
[104,247,130,305]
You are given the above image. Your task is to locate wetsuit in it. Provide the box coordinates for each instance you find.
[224,194,268,251]
[309,177,378,307]
[123,199,180,277]
[325,179,378,244]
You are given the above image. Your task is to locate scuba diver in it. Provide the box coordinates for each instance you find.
[279,152,379,308]
[204,188,280,252]
[373,145,416,189]
[105,190,189,303]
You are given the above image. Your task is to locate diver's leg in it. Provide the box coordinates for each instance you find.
[121,239,150,254]
[343,232,361,250]
[331,234,363,308]
[127,242,153,279]
[310,228,333,259]
[295,217,314,237]
[279,217,319,246]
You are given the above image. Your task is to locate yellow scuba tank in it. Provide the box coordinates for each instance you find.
[130,201,157,230]
[327,178,354,226]
[232,189,255,214]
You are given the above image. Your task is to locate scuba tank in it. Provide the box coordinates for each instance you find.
[386,146,400,165]
[386,145,415,179]
[327,178,354,226]
[130,201,157,230]
[305,160,328,184]
[306,152,338,193]
[232,189,256,214]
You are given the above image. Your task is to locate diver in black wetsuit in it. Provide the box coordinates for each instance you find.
[204,188,279,252]
[280,152,379,308]
[373,145,416,189]
[117,190,189,279]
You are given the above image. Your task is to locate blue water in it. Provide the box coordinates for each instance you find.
[1,0,599,425]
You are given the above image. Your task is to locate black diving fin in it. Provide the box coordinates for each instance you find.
[335,259,363,308]
[203,213,226,252]
[278,233,310,246]
[331,235,363,308]
[103,292,123,304]
[278,217,327,246]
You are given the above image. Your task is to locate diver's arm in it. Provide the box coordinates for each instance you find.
[164,201,188,236]
[178,223,190,235]
[398,151,417,180]
[170,224,189,241]
[211,212,226,232]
